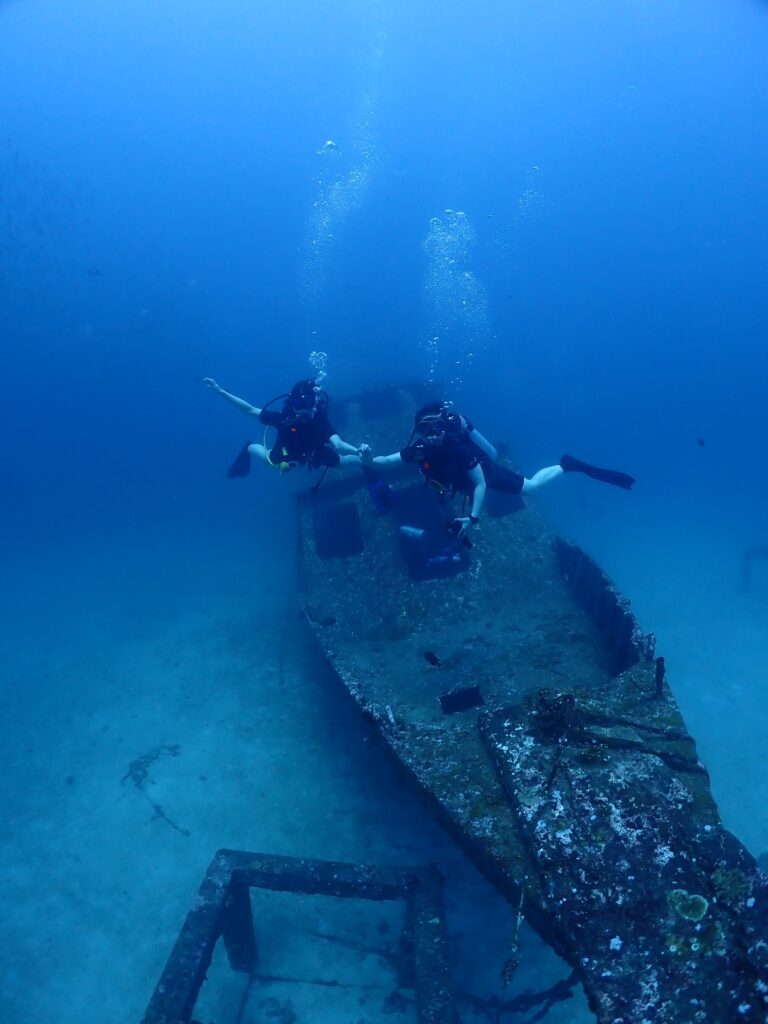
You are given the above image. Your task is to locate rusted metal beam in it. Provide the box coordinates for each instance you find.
[142,850,458,1024]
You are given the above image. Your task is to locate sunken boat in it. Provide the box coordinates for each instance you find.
[297,385,768,1024]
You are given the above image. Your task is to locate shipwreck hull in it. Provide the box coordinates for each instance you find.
[297,386,768,1024]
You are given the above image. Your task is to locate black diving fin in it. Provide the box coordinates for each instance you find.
[227,442,252,478]
[560,454,635,491]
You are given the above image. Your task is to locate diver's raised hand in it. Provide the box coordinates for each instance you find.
[205,381,261,416]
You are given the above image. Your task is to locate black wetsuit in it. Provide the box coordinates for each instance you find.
[401,434,525,496]
[260,407,341,468]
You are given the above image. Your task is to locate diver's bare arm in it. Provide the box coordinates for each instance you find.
[467,427,498,462]
[329,433,367,456]
[453,465,487,539]
[468,464,487,519]
[203,378,262,417]
[372,452,403,468]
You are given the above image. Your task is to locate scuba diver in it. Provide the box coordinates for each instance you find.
[204,377,370,476]
[372,401,635,540]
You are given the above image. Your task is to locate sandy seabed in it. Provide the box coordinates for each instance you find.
[0,531,590,1024]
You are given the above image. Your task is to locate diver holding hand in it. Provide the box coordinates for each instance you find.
[373,401,635,539]
[204,377,370,476]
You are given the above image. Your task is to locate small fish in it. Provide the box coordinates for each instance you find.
[424,651,442,667]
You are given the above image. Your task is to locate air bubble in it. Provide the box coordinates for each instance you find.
[421,210,491,388]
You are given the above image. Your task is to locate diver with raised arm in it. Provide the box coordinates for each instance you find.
[373,401,634,539]
[204,377,370,476]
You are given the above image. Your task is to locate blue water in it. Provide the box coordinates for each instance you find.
[2,1,767,1021]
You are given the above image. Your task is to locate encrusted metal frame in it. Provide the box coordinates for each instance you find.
[142,849,458,1024]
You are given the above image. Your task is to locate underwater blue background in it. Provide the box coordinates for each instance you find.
[2,0,767,548]
[1,1,767,1021]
